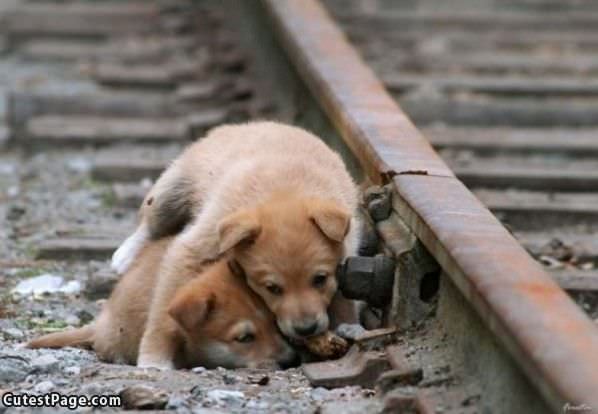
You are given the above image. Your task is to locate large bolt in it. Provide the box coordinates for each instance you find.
[364,186,392,222]
[337,256,396,308]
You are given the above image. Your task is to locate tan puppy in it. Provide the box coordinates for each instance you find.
[111,122,361,369]
[28,238,296,369]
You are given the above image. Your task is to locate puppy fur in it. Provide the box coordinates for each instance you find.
[111,122,361,369]
[28,238,295,369]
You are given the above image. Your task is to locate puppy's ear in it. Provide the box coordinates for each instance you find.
[168,290,215,334]
[308,199,351,242]
[217,210,261,254]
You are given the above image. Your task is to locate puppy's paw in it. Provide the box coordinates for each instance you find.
[111,226,148,274]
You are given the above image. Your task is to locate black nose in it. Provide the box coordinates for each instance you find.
[293,321,318,337]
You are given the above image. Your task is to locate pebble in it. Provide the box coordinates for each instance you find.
[205,389,245,406]
[310,387,330,402]
[336,323,367,340]
[7,185,20,198]
[246,399,269,410]
[0,161,16,175]
[2,327,24,340]
[66,157,91,173]
[34,380,55,393]
[120,384,169,410]
[12,274,62,295]
[192,366,207,374]
[248,375,270,386]
[65,314,81,326]
[31,354,59,373]
[222,373,239,384]
[85,269,119,299]
[166,393,190,410]
[64,366,81,376]
[0,356,30,383]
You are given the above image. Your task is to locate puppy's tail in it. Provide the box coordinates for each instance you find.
[27,324,94,350]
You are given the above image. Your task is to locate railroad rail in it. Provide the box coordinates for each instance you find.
[0,0,597,412]
[253,0,598,411]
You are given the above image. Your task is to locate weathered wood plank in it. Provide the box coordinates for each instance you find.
[91,157,168,182]
[474,189,598,229]
[112,183,148,208]
[454,164,598,192]
[25,115,188,144]
[385,75,598,96]
[517,232,598,264]
[8,91,179,126]
[423,127,598,156]
[19,37,196,62]
[6,2,160,39]
[36,237,121,260]
[390,52,598,75]
[401,94,598,126]
[550,269,598,292]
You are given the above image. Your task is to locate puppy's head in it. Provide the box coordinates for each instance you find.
[168,261,296,369]
[217,195,350,340]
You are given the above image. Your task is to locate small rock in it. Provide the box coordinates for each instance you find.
[12,274,82,296]
[65,314,81,326]
[310,387,330,402]
[166,393,190,410]
[34,381,55,393]
[64,366,80,376]
[85,269,119,299]
[205,389,245,406]
[0,356,30,383]
[0,161,16,175]
[31,354,59,373]
[76,309,95,324]
[7,185,20,198]
[246,399,269,410]
[368,196,391,222]
[538,255,564,269]
[66,157,91,173]
[12,274,62,295]
[120,384,169,410]
[248,375,269,386]
[2,327,24,340]
[222,374,238,385]
[192,366,207,374]
[7,204,26,221]
[336,323,367,341]
[60,280,82,295]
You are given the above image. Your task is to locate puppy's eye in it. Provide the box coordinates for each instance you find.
[312,273,328,288]
[266,283,283,295]
[236,333,255,343]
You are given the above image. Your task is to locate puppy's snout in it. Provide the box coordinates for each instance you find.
[293,320,319,337]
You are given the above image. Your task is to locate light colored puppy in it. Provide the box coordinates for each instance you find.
[111,121,361,369]
[29,238,296,369]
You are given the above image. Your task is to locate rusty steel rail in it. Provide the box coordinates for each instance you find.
[262,0,598,410]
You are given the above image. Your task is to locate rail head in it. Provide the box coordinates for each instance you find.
[261,0,598,410]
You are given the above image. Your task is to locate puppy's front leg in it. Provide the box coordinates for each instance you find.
[137,224,217,369]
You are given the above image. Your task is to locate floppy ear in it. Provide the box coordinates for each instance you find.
[217,210,261,255]
[308,199,351,242]
[168,290,215,334]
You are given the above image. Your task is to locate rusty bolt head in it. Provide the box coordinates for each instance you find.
[363,185,387,205]
[337,256,396,308]
[359,228,380,257]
